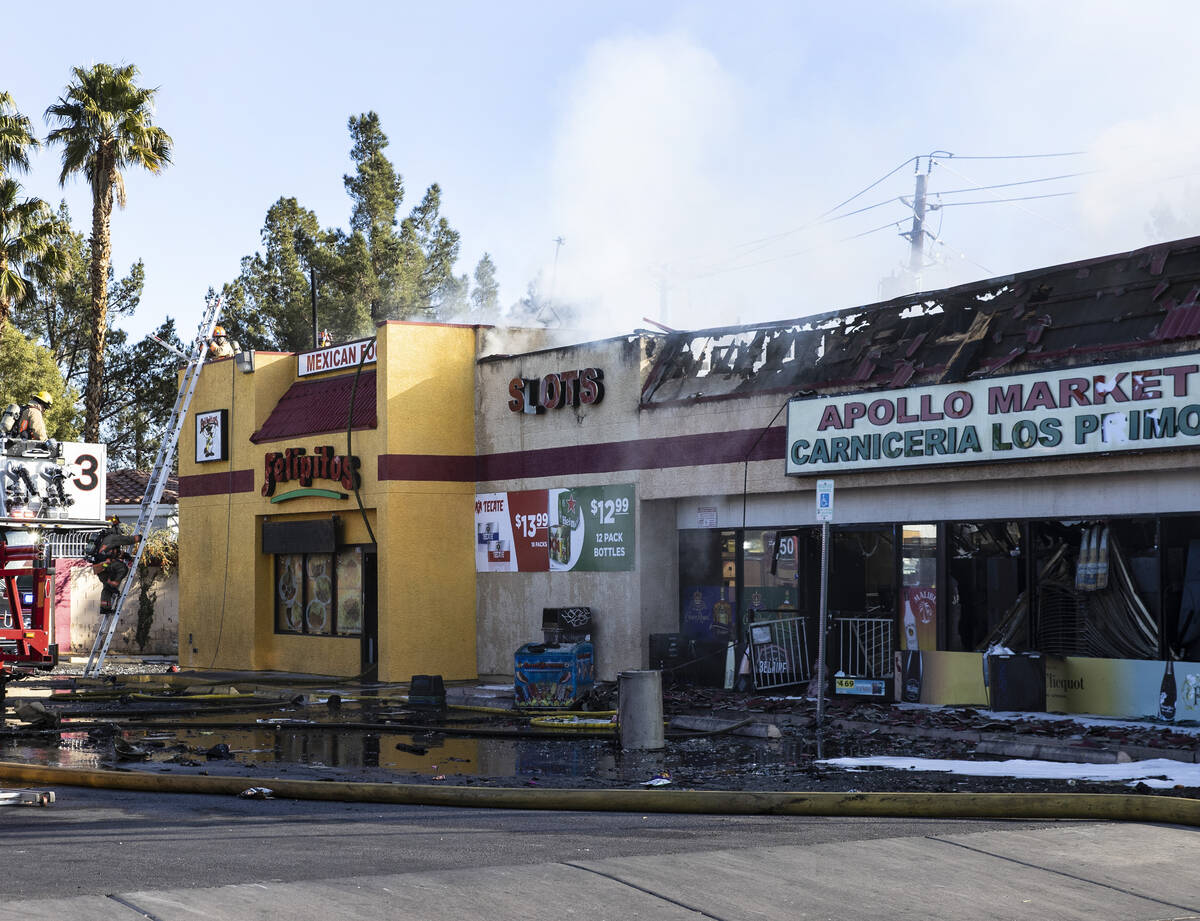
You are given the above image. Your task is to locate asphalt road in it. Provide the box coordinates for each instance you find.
[3,787,1198,920]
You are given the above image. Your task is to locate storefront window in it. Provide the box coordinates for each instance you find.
[1163,516,1200,660]
[741,528,813,622]
[276,554,303,633]
[947,521,1025,652]
[678,529,737,642]
[275,548,363,637]
[335,549,364,636]
[1032,519,1159,659]
[901,524,937,650]
[830,527,895,616]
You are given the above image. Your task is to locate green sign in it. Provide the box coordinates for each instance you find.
[549,484,635,571]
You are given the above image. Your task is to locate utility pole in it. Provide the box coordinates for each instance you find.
[908,169,928,276]
[549,236,565,302]
[656,264,670,326]
[310,266,318,349]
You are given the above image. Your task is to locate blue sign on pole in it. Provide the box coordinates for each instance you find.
[816,478,834,522]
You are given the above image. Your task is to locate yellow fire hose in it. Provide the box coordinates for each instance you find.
[0,760,1197,824]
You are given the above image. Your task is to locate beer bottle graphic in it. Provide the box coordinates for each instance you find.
[901,650,922,703]
[1159,655,1177,721]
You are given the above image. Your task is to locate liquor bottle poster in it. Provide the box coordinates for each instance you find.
[902,586,937,650]
[548,484,636,572]
[681,585,736,639]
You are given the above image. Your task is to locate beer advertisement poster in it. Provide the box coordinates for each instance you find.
[474,490,550,572]
[548,485,635,572]
[475,484,636,572]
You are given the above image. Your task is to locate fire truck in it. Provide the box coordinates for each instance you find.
[0,436,108,684]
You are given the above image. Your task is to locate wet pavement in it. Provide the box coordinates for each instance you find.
[2,662,1199,797]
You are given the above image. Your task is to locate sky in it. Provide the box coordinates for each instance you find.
[7,1,1200,346]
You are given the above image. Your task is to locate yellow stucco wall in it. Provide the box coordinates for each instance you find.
[375,322,478,682]
[178,324,478,681]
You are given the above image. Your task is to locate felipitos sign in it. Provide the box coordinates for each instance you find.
[786,353,1200,474]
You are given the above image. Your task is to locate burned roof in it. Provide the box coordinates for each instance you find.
[641,235,1200,407]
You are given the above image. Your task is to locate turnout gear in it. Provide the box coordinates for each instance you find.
[17,393,50,441]
[208,323,239,359]
[87,524,141,618]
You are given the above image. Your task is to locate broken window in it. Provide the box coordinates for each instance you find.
[947,521,1026,653]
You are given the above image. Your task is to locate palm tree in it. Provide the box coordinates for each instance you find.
[44,63,172,441]
[0,91,39,176]
[0,179,60,325]
[0,94,55,327]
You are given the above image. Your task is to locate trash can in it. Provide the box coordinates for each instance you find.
[986,653,1046,711]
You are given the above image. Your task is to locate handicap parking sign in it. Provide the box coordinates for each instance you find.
[816,478,834,522]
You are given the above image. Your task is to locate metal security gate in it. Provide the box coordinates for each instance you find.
[748,613,811,691]
[837,617,894,679]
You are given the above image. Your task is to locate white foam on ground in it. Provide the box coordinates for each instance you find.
[818,755,1200,789]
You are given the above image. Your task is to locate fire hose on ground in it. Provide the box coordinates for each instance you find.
[0,759,1198,825]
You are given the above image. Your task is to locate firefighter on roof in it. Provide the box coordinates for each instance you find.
[208,325,240,359]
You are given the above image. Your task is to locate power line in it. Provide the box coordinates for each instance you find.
[814,156,918,220]
[932,158,1075,234]
[938,190,1077,208]
[666,150,1098,283]
[934,171,1096,196]
[728,154,1089,255]
[934,151,1086,161]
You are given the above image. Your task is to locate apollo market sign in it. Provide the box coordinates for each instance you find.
[786,353,1200,474]
[298,338,376,377]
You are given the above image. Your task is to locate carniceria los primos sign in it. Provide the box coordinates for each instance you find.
[786,353,1200,475]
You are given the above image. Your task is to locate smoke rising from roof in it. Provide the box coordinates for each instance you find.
[525,11,1200,343]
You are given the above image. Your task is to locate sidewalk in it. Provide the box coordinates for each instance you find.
[2,822,1196,921]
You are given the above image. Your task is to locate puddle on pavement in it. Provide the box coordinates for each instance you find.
[0,692,915,785]
[1,717,887,786]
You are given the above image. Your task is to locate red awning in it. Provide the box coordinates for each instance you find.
[250,371,377,444]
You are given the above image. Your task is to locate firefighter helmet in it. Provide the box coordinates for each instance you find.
[32,390,52,407]
[213,325,227,338]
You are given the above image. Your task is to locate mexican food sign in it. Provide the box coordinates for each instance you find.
[787,353,1200,474]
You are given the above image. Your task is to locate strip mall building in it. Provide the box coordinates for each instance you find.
[179,236,1200,720]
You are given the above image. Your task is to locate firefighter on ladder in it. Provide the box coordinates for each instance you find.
[87,520,140,619]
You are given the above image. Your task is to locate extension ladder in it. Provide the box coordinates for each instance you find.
[83,293,223,675]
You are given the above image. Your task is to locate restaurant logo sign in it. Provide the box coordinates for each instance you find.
[787,353,1200,474]
[297,337,376,377]
[508,368,604,414]
[263,445,362,500]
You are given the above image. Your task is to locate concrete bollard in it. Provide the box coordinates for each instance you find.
[618,669,665,750]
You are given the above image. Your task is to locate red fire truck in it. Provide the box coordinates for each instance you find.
[0,439,108,685]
